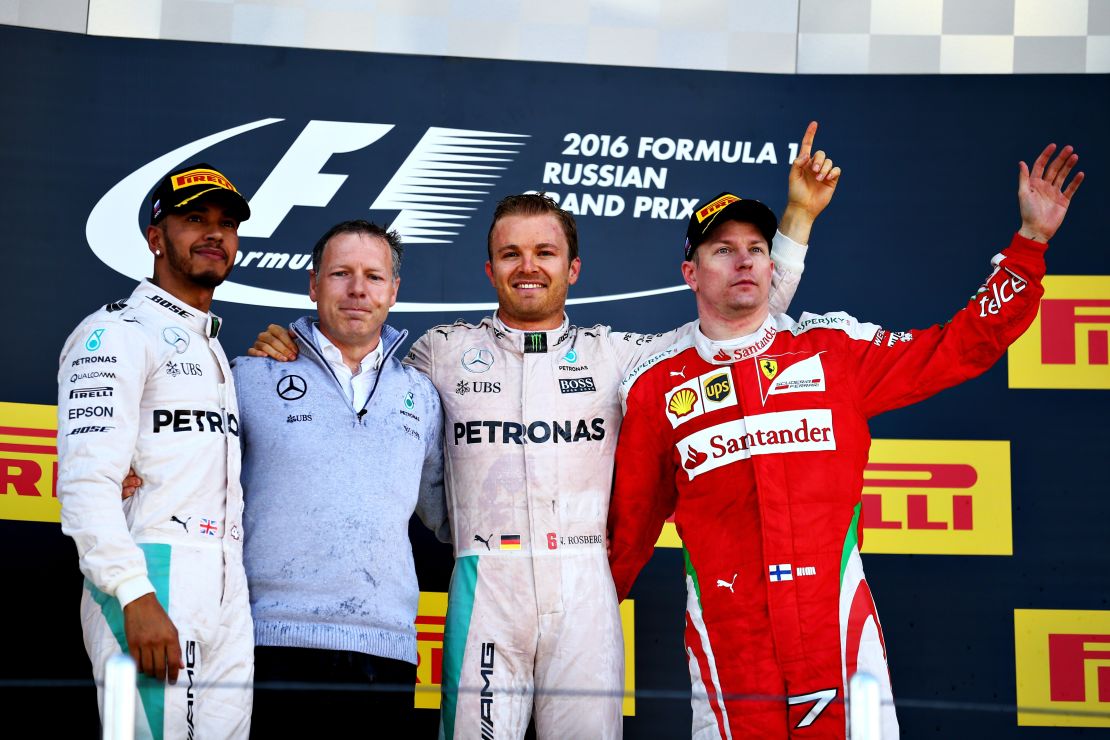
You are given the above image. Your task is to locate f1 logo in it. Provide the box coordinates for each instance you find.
[1015,609,1110,727]
[1009,276,1110,389]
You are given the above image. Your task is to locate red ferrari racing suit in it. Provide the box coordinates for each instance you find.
[607,234,1046,739]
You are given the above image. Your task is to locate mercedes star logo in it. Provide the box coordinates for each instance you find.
[161,326,190,354]
[461,348,494,374]
[276,374,307,400]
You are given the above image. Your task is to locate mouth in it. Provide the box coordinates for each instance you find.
[193,245,227,261]
[512,280,547,290]
[339,306,372,315]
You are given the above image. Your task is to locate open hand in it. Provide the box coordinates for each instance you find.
[1018,143,1084,243]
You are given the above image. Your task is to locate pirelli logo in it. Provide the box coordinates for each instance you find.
[1015,609,1110,727]
[654,438,1011,555]
[172,168,238,192]
[860,439,1011,555]
[695,193,739,223]
[0,402,60,523]
[413,591,637,716]
[1009,275,1110,389]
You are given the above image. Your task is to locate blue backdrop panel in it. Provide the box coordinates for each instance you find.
[1,25,1106,737]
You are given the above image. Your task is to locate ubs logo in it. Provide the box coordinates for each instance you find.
[276,374,307,400]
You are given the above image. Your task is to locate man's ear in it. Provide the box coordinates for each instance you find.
[681,260,698,293]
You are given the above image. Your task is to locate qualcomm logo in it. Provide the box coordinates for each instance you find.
[86,118,688,312]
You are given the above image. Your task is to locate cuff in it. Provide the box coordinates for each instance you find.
[1011,231,1050,254]
[772,230,808,274]
[115,575,156,609]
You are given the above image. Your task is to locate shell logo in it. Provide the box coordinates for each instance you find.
[668,388,699,418]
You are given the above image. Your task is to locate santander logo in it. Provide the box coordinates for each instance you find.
[85,119,690,312]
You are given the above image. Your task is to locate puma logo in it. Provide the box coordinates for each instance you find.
[171,515,191,533]
[716,573,737,593]
[669,365,686,379]
[474,533,493,551]
[436,329,452,339]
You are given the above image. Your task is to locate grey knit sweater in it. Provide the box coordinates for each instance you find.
[232,316,447,664]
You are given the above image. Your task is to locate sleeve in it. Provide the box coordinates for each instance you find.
[607,326,685,377]
[851,233,1047,418]
[607,378,680,602]
[768,229,808,316]
[403,329,434,376]
[413,375,450,544]
[56,320,155,608]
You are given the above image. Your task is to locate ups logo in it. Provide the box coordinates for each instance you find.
[703,373,732,402]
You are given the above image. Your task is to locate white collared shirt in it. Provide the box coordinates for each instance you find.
[313,324,383,411]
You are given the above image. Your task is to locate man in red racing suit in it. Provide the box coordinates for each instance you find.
[607,143,1084,739]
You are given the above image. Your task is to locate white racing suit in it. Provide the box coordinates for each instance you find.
[406,233,806,739]
[57,279,252,739]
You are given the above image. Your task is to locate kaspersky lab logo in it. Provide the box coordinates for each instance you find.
[86,119,690,313]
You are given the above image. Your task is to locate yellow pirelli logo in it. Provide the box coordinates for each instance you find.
[654,438,1012,555]
[414,591,637,716]
[859,439,1011,555]
[1015,609,1110,727]
[172,168,238,192]
[0,402,60,523]
[696,193,739,223]
[1008,275,1110,389]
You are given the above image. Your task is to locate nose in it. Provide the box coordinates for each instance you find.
[348,273,370,296]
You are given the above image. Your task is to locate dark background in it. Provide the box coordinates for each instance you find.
[1,25,1107,736]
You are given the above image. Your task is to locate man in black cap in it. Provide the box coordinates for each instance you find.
[57,162,255,738]
[608,143,1083,739]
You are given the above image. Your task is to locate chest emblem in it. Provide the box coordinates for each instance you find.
[663,367,739,428]
[755,352,826,403]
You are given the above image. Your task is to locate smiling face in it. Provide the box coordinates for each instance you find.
[682,219,774,325]
[309,231,399,355]
[151,201,240,290]
[485,213,580,330]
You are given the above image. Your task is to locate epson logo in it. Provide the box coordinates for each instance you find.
[68,406,114,420]
[86,119,688,312]
[558,377,597,394]
[453,418,605,445]
[70,386,113,399]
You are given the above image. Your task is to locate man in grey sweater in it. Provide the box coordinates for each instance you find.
[231,220,448,733]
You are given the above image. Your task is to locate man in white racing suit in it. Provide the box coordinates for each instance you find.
[57,163,254,739]
[252,122,841,738]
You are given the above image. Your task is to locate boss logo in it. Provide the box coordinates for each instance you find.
[559,377,596,394]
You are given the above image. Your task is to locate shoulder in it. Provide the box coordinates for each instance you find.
[61,299,157,361]
[787,311,881,342]
[619,328,699,402]
[423,318,487,343]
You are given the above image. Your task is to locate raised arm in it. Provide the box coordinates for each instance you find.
[768,121,842,315]
[778,121,842,247]
[1018,143,1083,242]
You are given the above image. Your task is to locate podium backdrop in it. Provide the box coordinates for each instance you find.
[1,25,1107,736]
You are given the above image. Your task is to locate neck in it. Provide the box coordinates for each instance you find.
[496,309,564,331]
[151,273,215,313]
[319,325,382,374]
[696,304,770,341]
